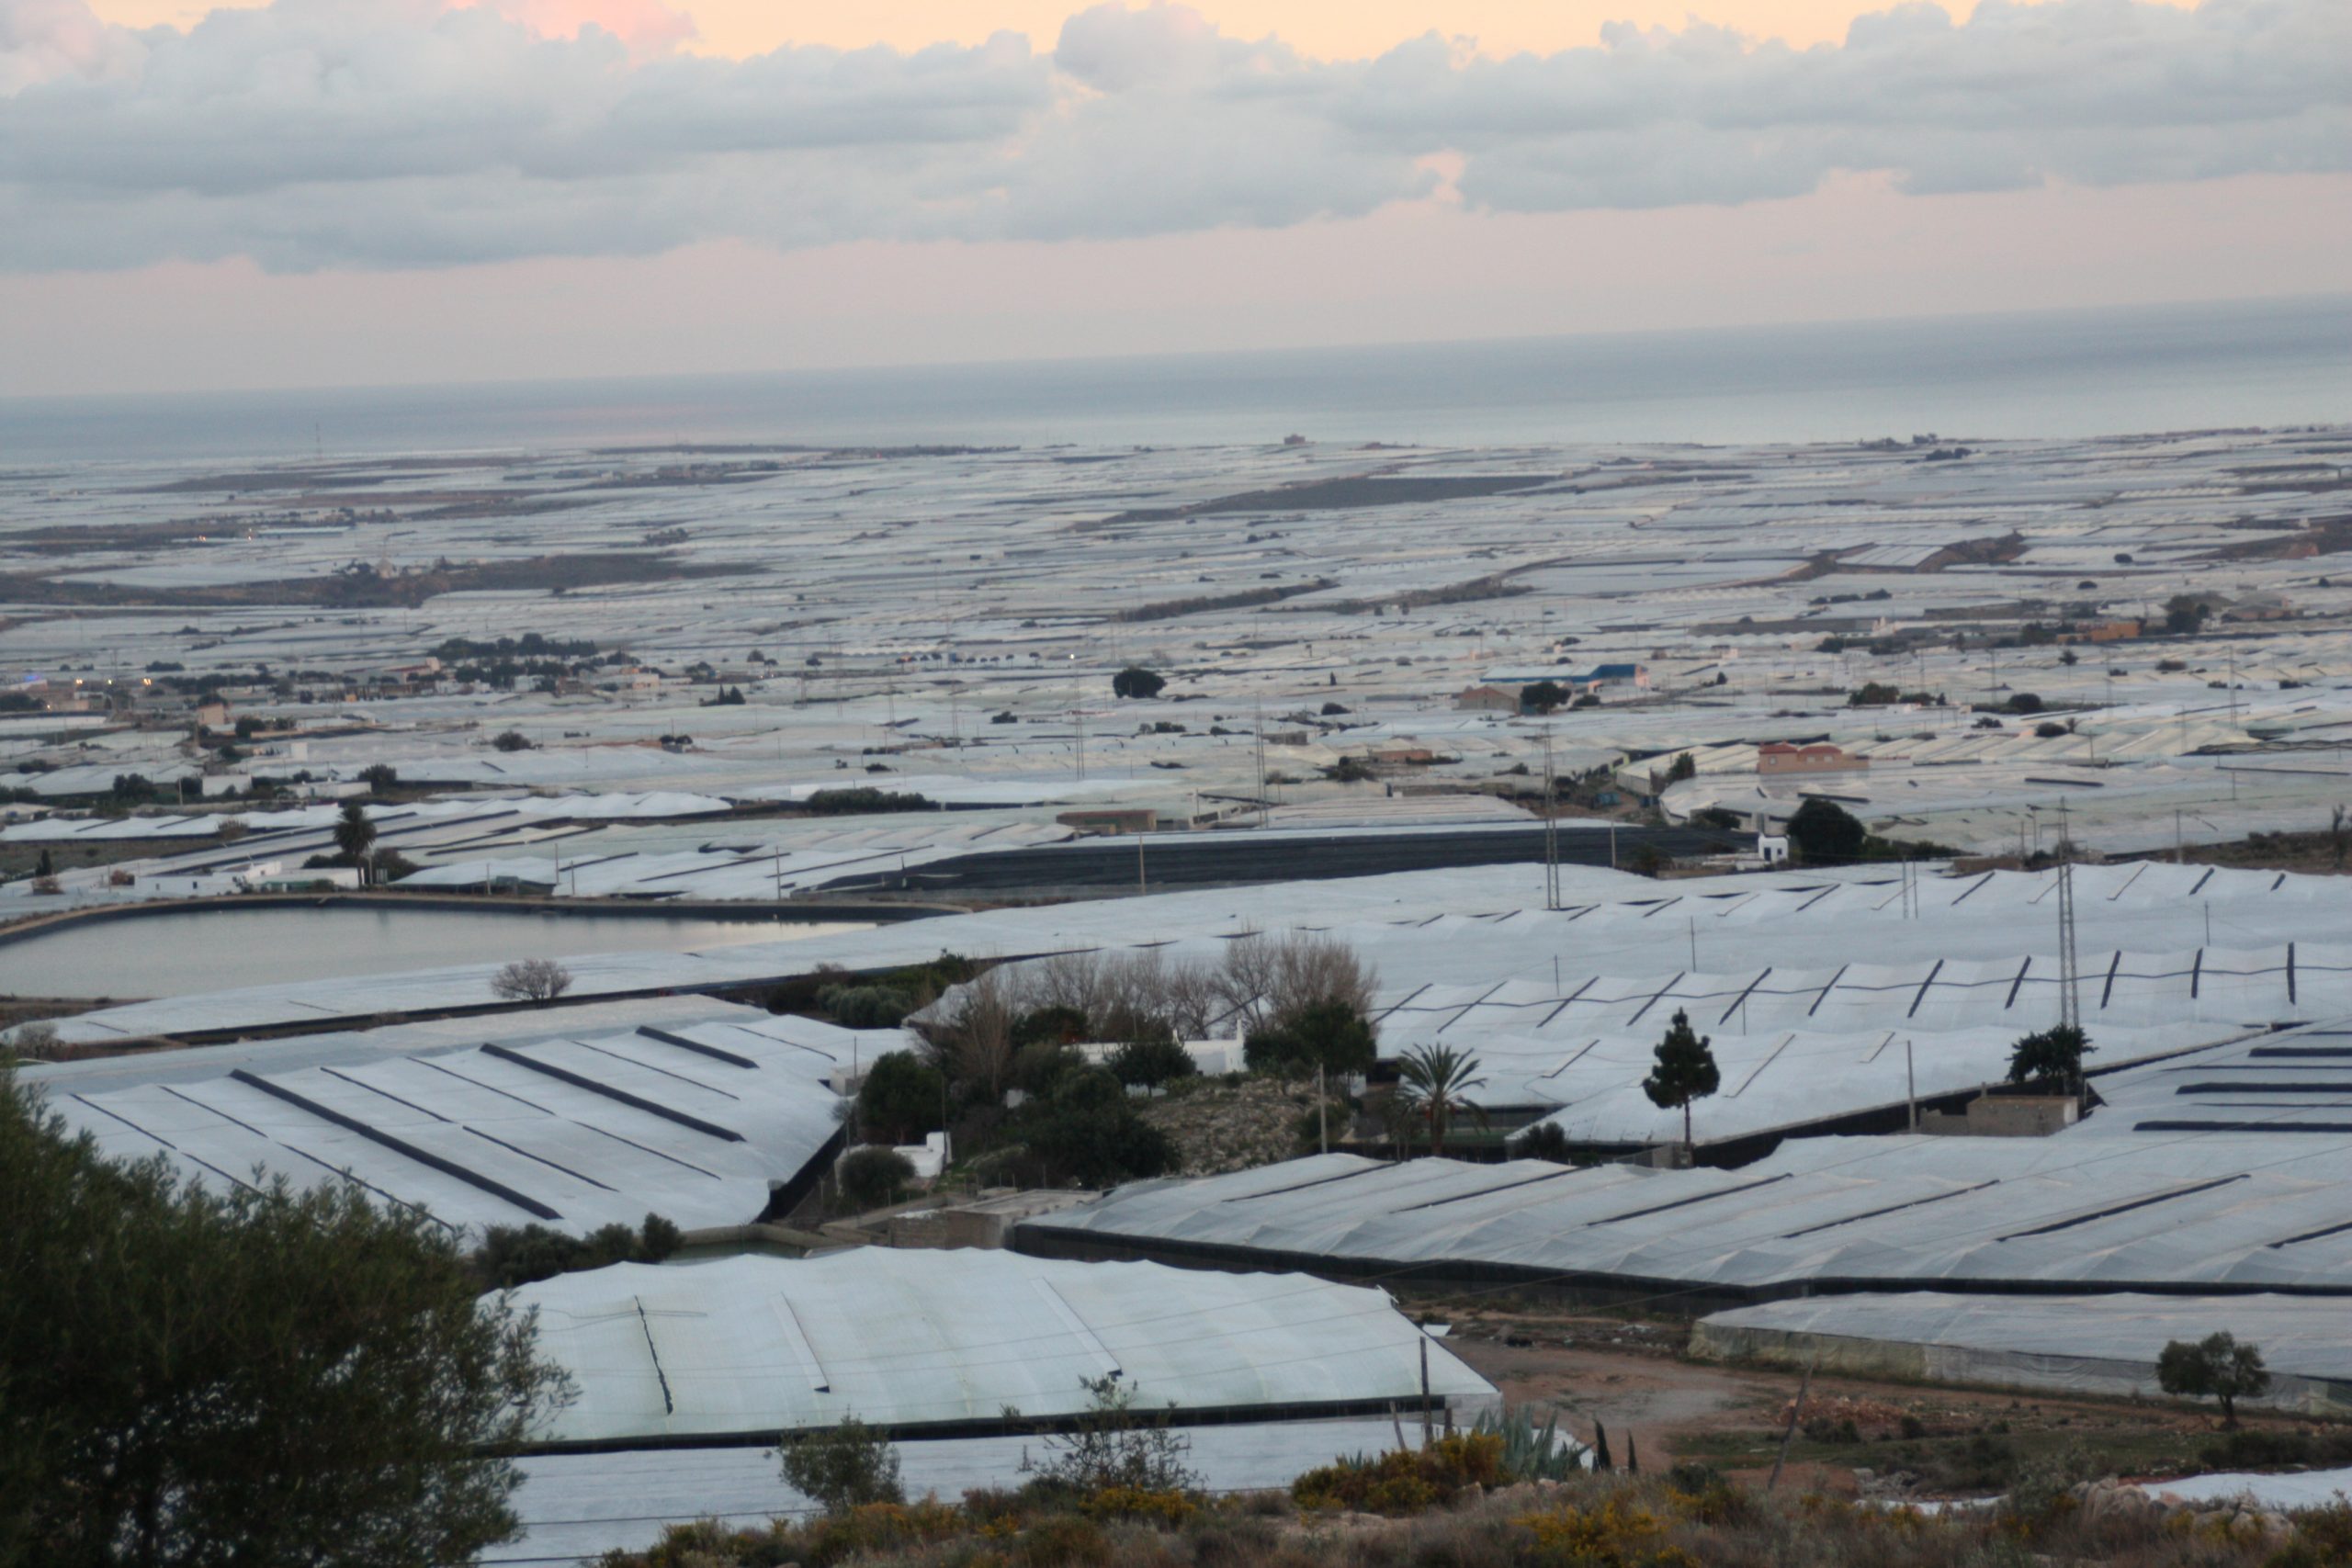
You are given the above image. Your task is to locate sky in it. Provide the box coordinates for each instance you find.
[2,0,2346,397]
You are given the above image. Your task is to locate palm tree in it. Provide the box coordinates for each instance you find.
[333,800,378,886]
[1395,1043,1487,1158]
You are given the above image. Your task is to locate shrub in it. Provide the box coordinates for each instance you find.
[835,1146,918,1212]
[491,958,572,1003]
[1112,667,1167,700]
[857,1050,947,1145]
[1015,1068,1174,1187]
[1514,1492,1682,1568]
[472,1213,682,1290]
[1786,797,1865,864]
[1292,1433,1509,1516]
[779,1415,904,1514]
[1108,1036,1198,1090]
[1241,999,1376,1077]
[1028,1373,1202,1495]
[491,729,533,751]
[820,983,914,1028]
[1510,1121,1580,1164]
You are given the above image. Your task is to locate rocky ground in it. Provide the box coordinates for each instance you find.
[1140,1074,1331,1175]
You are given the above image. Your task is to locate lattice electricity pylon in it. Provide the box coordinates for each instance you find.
[2055,804,2082,1032]
[1542,725,1562,910]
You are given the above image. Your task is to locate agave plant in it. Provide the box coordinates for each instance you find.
[1395,1043,1489,1157]
[1472,1404,1587,1482]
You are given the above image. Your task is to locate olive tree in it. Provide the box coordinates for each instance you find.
[2157,1333,2271,1427]
[0,1066,570,1568]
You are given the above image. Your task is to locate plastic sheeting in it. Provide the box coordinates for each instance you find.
[497,1419,1406,1564]
[1023,1134,2352,1299]
[516,1248,1495,1446]
[45,1009,870,1237]
[1693,1292,2352,1415]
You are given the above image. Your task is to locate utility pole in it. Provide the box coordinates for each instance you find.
[2056,801,2080,1032]
[1136,831,1147,897]
[1317,1063,1329,1155]
[1905,1039,1917,1132]
[1542,724,1561,910]
[1419,1337,1432,1446]
[1252,699,1269,826]
[1073,705,1086,781]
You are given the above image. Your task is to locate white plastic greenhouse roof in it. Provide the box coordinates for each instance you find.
[1695,1292,2352,1413]
[1500,1019,2233,1146]
[43,1008,868,1237]
[36,860,2352,1055]
[514,1247,1495,1447]
[496,1418,1404,1564]
[2093,1021,2352,1135]
[1023,1134,2352,1299]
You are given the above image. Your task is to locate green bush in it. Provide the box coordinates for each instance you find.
[779,1415,903,1514]
[472,1213,682,1290]
[1292,1433,1510,1516]
[1242,999,1376,1077]
[820,983,914,1029]
[1014,1068,1175,1188]
[836,1146,918,1212]
[856,1050,947,1145]
[1109,1037,1198,1090]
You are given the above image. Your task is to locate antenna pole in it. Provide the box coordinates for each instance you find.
[2056,801,2080,1032]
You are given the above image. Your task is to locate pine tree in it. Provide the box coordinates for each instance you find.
[1625,1432,1639,1474]
[1592,1419,1611,1472]
[1642,1008,1721,1155]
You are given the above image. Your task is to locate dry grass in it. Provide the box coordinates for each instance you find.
[594,1468,2346,1568]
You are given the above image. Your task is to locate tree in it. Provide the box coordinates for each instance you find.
[1395,1043,1488,1157]
[779,1416,903,1514]
[1785,797,1865,865]
[856,1051,946,1145]
[1642,1009,1720,1154]
[1026,1374,1200,1495]
[1510,1122,1580,1165]
[333,799,378,882]
[491,958,573,1004]
[491,730,533,752]
[357,762,399,792]
[2007,1022,2093,1095]
[33,847,51,879]
[2164,594,2211,636]
[2157,1333,2271,1427]
[2333,804,2347,872]
[472,1213,681,1291]
[1111,667,1166,700]
[1108,1036,1199,1091]
[1521,681,1567,715]
[2006,692,2043,715]
[1244,998,1378,1079]
[835,1146,917,1212]
[1015,1067,1174,1187]
[1666,751,1697,783]
[0,1066,568,1567]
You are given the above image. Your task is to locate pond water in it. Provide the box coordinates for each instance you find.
[0,906,868,1000]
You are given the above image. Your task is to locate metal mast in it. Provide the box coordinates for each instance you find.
[1542,724,1561,909]
[2055,800,2081,1032]
[1252,699,1269,826]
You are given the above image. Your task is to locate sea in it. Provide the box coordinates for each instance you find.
[4,293,2347,465]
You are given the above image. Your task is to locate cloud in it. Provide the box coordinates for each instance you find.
[0,0,2344,270]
